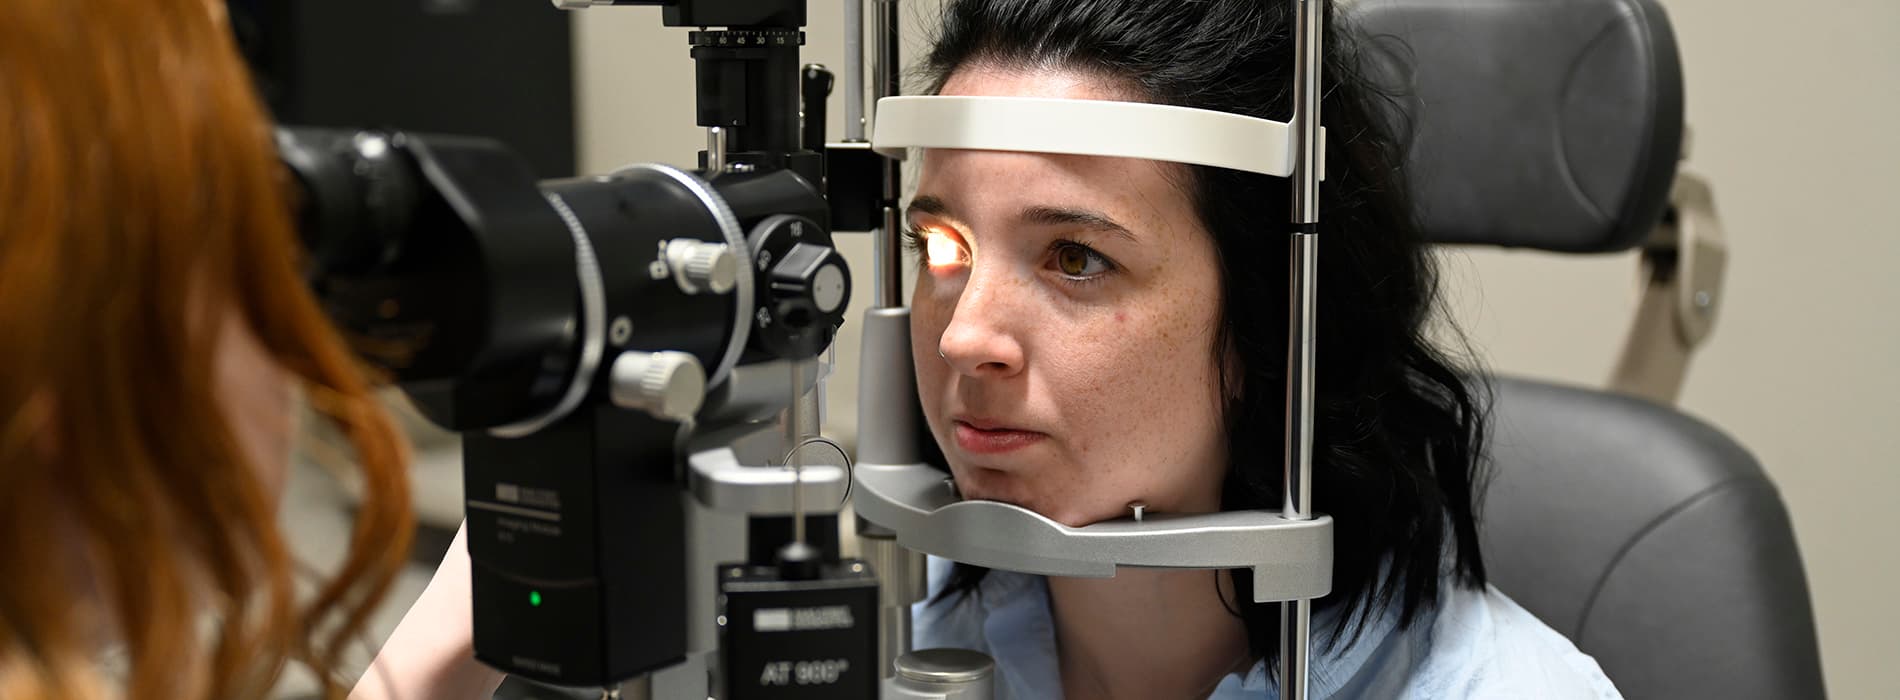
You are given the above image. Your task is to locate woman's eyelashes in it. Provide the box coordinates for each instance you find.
[902,225,970,269]
[901,225,1120,286]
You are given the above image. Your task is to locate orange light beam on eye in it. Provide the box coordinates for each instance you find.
[925,229,964,268]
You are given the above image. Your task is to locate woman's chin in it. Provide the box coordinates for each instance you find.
[1041,507,1110,529]
[953,483,1107,529]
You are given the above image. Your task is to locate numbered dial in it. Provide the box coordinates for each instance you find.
[746,214,850,360]
[687,29,806,49]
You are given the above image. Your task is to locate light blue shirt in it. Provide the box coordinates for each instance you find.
[912,557,1623,699]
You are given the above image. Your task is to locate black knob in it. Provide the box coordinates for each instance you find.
[770,242,848,322]
[801,63,833,152]
[746,214,851,359]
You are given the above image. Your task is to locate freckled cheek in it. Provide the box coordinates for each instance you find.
[1054,312,1220,492]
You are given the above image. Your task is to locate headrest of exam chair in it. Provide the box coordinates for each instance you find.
[1346,0,1684,253]
[1348,0,1720,404]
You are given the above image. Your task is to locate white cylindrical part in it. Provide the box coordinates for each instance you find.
[665,239,738,295]
[813,262,848,313]
[609,351,706,422]
[707,126,728,173]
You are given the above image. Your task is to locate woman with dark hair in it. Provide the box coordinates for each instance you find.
[900,0,1622,697]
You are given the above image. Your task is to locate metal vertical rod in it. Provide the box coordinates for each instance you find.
[844,0,867,141]
[787,360,808,545]
[1280,0,1324,698]
[860,528,926,678]
[1278,234,1317,700]
[873,0,904,308]
[864,3,919,675]
[1283,235,1317,520]
[876,207,902,307]
[707,126,728,174]
[1290,0,1324,227]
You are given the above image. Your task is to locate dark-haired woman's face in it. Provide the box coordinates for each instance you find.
[909,66,1229,528]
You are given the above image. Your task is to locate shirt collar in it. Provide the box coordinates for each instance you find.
[963,564,1410,699]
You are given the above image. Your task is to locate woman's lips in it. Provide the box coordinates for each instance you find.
[953,420,1047,454]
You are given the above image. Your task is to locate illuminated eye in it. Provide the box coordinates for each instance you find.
[925,229,966,268]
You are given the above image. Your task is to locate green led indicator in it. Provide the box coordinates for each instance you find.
[529,591,543,607]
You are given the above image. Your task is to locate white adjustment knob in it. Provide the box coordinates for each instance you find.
[609,351,705,422]
[664,239,738,295]
[812,262,847,313]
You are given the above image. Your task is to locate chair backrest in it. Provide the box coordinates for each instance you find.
[1481,377,1825,699]
[1344,1,1827,697]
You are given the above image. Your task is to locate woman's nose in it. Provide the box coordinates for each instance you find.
[936,266,1026,378]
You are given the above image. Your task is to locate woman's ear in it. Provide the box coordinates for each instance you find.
[1220,339,1244,405]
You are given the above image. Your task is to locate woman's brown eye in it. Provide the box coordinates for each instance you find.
[1057,245,1090,275]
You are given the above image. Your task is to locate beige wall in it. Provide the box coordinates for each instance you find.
[572,1,1899,696]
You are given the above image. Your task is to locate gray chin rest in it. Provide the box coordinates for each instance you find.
[1346,0,1684,253]
[851,462,1333,604]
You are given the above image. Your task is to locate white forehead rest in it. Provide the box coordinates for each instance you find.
[871,95,1325,179]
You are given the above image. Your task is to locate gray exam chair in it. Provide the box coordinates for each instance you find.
[1345,0,1827,697]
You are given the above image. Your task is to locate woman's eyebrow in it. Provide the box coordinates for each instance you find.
[907,195,955,222]
[1018,205,1137,243]
[907,197,1137,244]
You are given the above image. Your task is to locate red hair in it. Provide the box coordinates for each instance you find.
[0,0,415,697]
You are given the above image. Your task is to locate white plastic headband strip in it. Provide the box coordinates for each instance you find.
[872,95,1325,179]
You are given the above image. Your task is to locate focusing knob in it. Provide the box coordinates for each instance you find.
[769,244,850,323]
[608,351,705,422]
[746,214,851,359]
[664,239,737,295]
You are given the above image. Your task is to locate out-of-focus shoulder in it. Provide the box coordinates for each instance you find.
[1411,584,1625,700]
